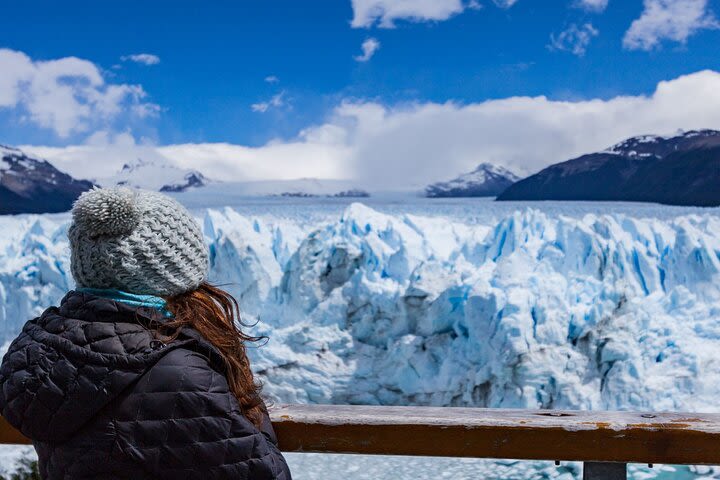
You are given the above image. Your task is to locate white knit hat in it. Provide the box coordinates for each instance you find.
[68,187,209,297]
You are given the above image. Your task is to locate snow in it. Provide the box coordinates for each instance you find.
[454,163,518,184]
[0,146,19,171]
[425,163,520,195]
[2,198,720,478]
[634,135,661,144]
[605,133,668,154]
[1,146,43,173]
[683,129,717,139]
[0,145,21,156]
[605,129,720,156]
[98,157,207,191]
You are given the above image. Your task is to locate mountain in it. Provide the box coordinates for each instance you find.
[424,163,521,198]
[497,130,720,206]
[0,145,94,215]
[99,157,208,192]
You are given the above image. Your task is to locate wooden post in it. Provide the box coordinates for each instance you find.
[583,462,627,480]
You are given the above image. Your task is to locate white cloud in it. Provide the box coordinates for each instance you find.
[0,49,34,108]
[623,0,719,50]
[351,0,467,28]
[23,71,720,189]
[0,48,158,138]
[24,127,351,182]
[265,75,280,83]
[121,53,161,66]
[251,91,286,113]
[24,132,164,180]
[354,38,381,62]
[574,0,608,12]
[492,0,518,7]
[548,23,599,56]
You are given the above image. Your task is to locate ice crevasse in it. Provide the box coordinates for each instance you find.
[2,203,720,414]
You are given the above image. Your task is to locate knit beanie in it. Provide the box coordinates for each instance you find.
[68,187,209,297]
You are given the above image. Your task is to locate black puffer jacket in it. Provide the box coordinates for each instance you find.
[0,291,292,480]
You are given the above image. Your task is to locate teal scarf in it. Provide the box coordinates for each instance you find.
[78,287,174,317]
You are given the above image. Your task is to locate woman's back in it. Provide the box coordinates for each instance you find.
[0,290,290,479]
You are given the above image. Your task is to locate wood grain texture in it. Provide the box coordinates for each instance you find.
[269,404,720,465]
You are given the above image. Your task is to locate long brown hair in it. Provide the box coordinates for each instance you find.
[161,283,266,428]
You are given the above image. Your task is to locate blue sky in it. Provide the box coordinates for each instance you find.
[2,0,720,185]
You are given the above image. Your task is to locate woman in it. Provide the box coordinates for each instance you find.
[0,187,292,479]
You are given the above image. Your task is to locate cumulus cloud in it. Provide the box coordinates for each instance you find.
[548,23,599,56]
[351,0,468,28]
[24,132,167,180]
[573,0,608,12]
[623,0,719,50]
[0,48,158,138]
[24,71,720,189]
[121,53,161,65]
[354,38,381,62]
[264,75,280,83]
[24,127,351,183]
[251,91,287,113]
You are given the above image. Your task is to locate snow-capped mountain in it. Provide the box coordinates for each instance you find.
[424,163,521,198]
[606,128,720,157]
[98,157,208,192]
[498,129,720,206]
[0,145,94,215]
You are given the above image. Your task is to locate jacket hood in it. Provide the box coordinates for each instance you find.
[0,291,202,443]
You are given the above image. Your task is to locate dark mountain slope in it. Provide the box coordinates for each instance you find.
[626,146,720,206]
[0,145,95,214]
[497,130,720,206]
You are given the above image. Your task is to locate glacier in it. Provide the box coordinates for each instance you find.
[2,199,720,478]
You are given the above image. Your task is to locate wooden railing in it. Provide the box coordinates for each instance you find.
[4,405,720,479]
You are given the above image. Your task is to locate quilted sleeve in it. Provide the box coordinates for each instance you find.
[0,330,41,435]
[112,347,292,480]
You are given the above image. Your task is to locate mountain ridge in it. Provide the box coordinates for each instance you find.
[497,130,720,206]
[425,162,521,198]
[1,145,95,214]
[98,157,209,192]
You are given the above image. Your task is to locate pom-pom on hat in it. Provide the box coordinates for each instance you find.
[69,187,209,297]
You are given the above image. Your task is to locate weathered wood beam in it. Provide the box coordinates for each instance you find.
[270,404,720,465]
[0,417,30,445]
